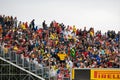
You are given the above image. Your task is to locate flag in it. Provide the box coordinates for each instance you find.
[70,48,75,57]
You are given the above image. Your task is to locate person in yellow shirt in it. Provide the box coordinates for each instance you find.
[89,28,94,39]
[4,45,8,54]
[4,45,9,58]
[73,25,76,33]
[57,51,67,63]
[21,22,26,30]
[13,45,18,51]
[50,33,55,40]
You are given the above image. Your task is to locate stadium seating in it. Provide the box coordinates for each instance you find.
[0,15,120,80]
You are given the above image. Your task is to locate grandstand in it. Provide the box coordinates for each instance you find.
[0,15,120,80]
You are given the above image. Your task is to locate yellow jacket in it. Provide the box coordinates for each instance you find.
[57,52,67,61]
[21,24,26,30]
[13,46,18,51]
[73,25,76,32]
[4,47,8,54]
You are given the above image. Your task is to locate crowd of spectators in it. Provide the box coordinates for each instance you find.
[0,15,120,79]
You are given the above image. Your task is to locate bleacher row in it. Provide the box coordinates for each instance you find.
[0,15,120,80]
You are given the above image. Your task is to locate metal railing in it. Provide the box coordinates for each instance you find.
[0,45,70,80]
[0,46,46,80]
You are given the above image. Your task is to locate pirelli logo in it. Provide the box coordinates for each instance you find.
[91,70,120,80]
[94,71,120,79]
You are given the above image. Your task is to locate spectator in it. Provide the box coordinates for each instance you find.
[30,19,35,30]
[57,51,67,63]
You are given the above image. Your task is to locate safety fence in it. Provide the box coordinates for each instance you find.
[0,45,70,80]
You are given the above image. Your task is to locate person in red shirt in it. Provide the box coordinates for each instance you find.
[57,71,63,80]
